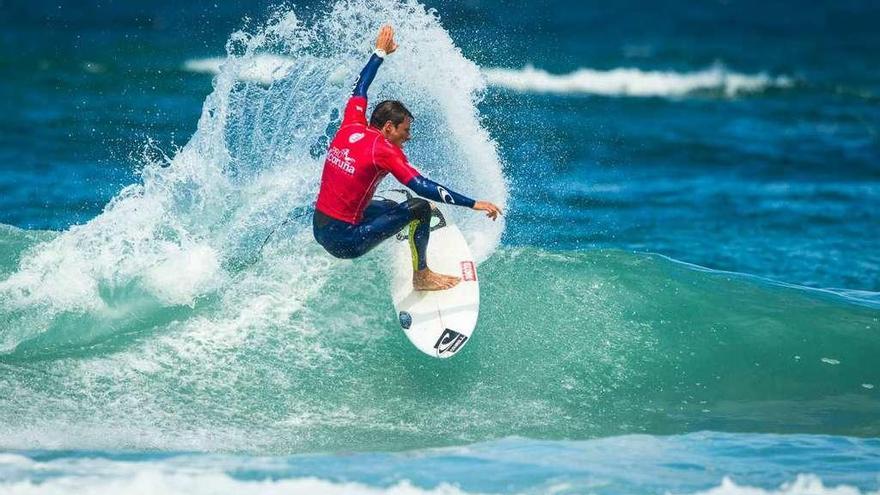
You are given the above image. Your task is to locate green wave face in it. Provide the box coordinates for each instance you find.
[1,222,877,454]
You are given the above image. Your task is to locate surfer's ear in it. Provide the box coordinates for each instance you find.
[379,121,392,135]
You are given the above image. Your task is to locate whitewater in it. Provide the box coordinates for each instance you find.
[1,0,879,493]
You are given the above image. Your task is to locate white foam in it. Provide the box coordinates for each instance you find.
[0,455,475,495]
[482,64,793,98]
[0,468,475,495]
[683,475,878,495]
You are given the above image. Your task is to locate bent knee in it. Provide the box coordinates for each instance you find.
[404,198,431,222]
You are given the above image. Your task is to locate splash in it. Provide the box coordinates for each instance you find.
[0,0,507,354]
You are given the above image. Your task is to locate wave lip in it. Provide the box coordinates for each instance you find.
[482,63,793,97]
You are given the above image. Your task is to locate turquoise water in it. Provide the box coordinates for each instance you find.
[1,0,879,492]
[1,434,879,494]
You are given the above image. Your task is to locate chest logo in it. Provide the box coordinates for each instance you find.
[327,147,356,175]
[349,132,365,144]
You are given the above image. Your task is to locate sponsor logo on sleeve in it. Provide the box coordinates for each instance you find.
[437,186,454,204]
[460,261,477,282]
[348,132,364,143]
[434,329,468,355]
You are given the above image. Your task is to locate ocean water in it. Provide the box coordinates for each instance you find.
[1,0,879,493]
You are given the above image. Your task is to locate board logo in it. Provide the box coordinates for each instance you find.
[398,311,412,330]
[460,261,477,282]
[434,329,468,355]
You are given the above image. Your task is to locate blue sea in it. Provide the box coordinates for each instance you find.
[1,0,879,493]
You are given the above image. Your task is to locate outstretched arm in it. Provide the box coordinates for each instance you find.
[352,25,398,98]
[405,175,502,220]
[380,147,502,221]
[406,175,475,208]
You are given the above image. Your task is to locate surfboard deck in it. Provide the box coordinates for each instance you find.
[388,194,479,358]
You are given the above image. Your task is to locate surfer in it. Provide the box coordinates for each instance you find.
[313,25,502,291]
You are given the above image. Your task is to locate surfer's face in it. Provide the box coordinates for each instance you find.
[382,117,412,148]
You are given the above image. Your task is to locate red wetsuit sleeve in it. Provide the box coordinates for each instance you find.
[342,96,368,126]
[375,141,420,184]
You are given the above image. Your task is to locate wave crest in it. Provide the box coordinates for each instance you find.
[482,63,793,97]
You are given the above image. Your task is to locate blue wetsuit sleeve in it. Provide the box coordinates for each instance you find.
[406,175,477,208]
[352,53,384,98]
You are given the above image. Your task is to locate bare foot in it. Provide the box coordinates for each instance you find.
[413,268,461,291]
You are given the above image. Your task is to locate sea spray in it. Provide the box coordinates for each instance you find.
[0,0,507,354]
[0,0,511,452]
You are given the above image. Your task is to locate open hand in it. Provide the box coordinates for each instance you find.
[473,201,502,221]
[376,25,398,55]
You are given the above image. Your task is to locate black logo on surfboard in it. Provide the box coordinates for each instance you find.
[434,329,468,355]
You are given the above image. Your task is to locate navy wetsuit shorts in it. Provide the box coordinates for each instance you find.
[313,198,431,269]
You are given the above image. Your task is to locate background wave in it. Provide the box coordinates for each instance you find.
[483,64,793,97]
[184,56,793,98]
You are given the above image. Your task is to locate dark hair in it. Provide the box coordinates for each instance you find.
[369,100,414,128]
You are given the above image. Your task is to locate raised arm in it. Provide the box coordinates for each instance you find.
[352,25,398,98]
[352,53,383,98]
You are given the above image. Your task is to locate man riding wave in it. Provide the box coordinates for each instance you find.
[313,25,502,291]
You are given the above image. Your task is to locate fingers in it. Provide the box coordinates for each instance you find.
[376,25,397,53]
[474,201,502,221]
[487,203,501,221]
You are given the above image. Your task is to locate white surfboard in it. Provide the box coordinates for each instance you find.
[388,192,480,358]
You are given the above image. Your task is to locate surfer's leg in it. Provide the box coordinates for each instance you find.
[316,199,459,290]
[401,198,431,271]
[352,198,430,264]
[398,199,460,290]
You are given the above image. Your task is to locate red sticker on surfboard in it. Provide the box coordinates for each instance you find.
[460,261,477,282]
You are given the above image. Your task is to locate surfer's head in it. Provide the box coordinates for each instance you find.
[370,100,413,148]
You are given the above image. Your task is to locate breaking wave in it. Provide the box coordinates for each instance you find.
[482,64,793,97]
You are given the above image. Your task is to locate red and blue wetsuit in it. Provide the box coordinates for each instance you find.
[313,51,476,269]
